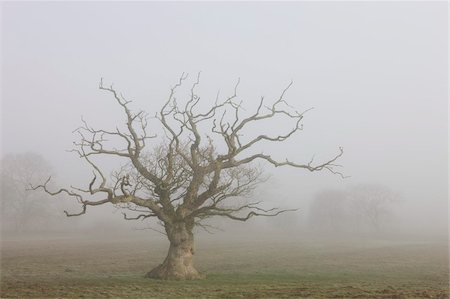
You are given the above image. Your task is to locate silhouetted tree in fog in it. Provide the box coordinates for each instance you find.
[1,152,60,232]
[309,184,397,233]
[33,74,343,279]
[308,190,349,232]
[347,184,396,231]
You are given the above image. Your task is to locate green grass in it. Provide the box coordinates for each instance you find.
[3,273,447,298]
[1,235,448,298]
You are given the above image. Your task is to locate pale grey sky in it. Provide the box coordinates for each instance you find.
[1,2,447,232]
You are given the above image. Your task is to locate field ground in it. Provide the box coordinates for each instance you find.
[1,232,448,298]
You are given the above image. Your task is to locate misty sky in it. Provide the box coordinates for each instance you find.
[1,2,447,232]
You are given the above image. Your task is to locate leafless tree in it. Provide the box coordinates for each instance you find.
[32,74,343,280]
[308,184,397,233]
[347,184,397,231]
[1,152,60,233]
[308,190,349,233]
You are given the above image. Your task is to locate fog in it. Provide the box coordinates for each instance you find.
[1,2,447,243]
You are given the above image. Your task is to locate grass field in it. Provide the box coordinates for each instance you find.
[1,232,448,298]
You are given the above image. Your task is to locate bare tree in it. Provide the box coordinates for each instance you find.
[308,185,397,234]
[1,152,60,233]
[32,74,343,280]
[308,190,349,233]
[348,184,397,231]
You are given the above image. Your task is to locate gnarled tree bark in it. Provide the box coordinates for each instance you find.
[146,222,201,280]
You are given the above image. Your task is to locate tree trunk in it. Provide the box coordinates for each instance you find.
[145,222,202,280]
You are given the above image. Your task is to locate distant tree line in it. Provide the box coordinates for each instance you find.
[308,184,398,233]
